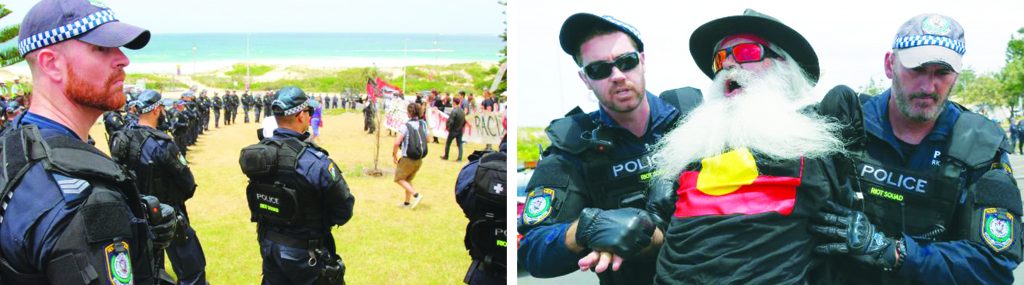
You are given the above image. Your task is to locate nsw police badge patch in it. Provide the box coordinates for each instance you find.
[522,188,554,226]
[982,208,1014,252]
[104,240,133,285]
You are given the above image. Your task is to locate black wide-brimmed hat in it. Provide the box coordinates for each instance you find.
[689,9,819,84]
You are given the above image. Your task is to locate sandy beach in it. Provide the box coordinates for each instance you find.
[0,57,496,100]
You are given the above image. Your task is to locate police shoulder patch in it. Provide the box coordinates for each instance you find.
[521,188,555,226]
[104,240,132,285]
[327,161,340,182]
[982,207,1015,252]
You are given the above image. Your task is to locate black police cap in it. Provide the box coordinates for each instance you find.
[272,86,310,116]
[135,89,162,114]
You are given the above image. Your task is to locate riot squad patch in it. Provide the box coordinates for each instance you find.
[982,208,1014,252]
[521,188,554,225]
[104,240,133,285]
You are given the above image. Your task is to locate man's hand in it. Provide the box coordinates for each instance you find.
[574,208,657,259]
[578,251,624,273]
[150,203,178,250]
[811,201,903,270]
[646,179,677,231]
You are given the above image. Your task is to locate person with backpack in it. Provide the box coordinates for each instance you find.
[455,121,507,284]
[393,103,427,209]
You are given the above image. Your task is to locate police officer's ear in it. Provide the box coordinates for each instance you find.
[576,70,593,91]
[28,45,69,83]
[884,51,896,79]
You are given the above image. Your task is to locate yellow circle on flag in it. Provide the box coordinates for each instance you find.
[696,148,758,196]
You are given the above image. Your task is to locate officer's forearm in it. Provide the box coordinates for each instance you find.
[900,237,1016,285]
[564,219,585,253]
[640,228,664,257]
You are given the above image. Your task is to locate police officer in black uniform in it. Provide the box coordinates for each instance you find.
[242,91,254,123]
[810,14,1023,284]
[240,86,354,284]
[111,90,208,285]
[263,91,275,119]
[197,91,210,131]
[223,91,233,126]
[0,1,179,283]
[254,93,264,123]
[212,93,223,128]
[228,91,240,125]
[517,13,701,285]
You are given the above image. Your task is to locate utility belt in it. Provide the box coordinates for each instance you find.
[259,228,345,285]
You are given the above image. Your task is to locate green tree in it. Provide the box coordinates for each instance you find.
[0,4,22,67]
[858,76,888,96]
[954,69,1007,109]
[1002,27,1024,116]
[493,0,507,96]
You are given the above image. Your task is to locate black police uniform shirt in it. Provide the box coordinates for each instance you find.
[262,128,355,239]
[653,148,837,284]
[518,92,679,284]
[0,113,148,284]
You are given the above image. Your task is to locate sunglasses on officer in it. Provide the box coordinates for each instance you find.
[579,51,641,80]
[711,43,781,74]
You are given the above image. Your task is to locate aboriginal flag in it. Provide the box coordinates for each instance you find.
[674,148,803,218]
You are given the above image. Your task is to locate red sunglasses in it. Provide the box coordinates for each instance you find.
[712,43,781,74]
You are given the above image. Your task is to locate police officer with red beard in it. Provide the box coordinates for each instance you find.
[0,0,179,284]
[518,13,702,285]
[645,9,850,284]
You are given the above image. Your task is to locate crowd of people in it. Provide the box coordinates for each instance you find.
[0,1,506,284]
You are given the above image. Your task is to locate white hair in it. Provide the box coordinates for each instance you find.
[653,56,845,184]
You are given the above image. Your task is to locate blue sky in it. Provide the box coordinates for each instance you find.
[2,0,505,35]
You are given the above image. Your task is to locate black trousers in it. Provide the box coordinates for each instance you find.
[444,132,464,160]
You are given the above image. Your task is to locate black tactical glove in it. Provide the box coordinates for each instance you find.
[575,208,656,258]
[811,201,904,270]
[645,179,677,231]
[150,203,178,250]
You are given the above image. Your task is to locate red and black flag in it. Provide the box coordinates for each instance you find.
[674,148,803,218]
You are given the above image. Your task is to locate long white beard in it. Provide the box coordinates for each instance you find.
[654,61,845,183]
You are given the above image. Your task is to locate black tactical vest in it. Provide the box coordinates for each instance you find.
[544,88,702,210]
[111,127,190,205]
[465,151,507,273]
[240,137,325,236]
[845,111,1004,241]
[814,86,1010,284]
[0,125,156,284]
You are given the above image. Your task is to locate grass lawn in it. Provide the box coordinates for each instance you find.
[517,127,548,167]
[90,110,483,284]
